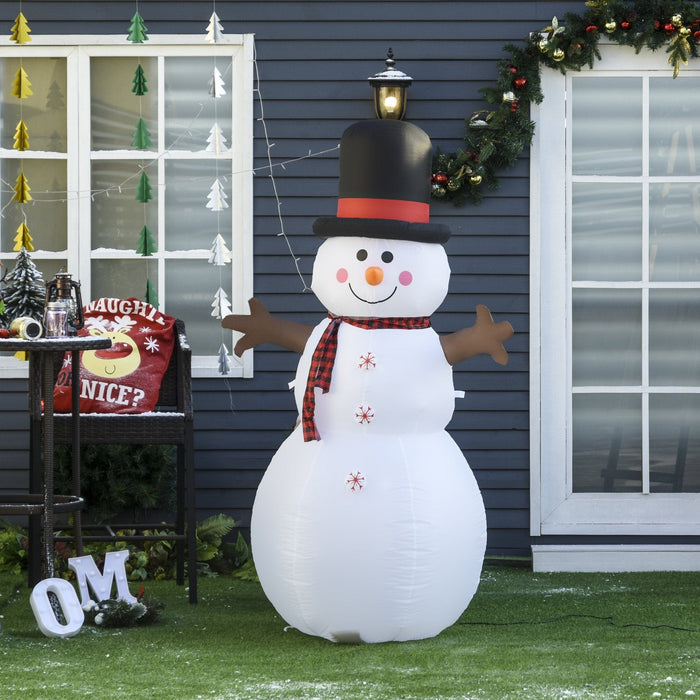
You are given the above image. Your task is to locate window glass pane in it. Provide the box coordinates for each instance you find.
[572,183,642,281]
[164,160,231,251]
[164,57,233,152]
[0,57,67,152]
[91,259,157,302]
[0,159,67,252]
[572,289,642,386]
[572,77,643,176]
[573,393,642,492]
[649,289,700,386]
[91,57,158,151]
[650,182,700,282]
[649,77,700,177]
[649,394,700,493]
[165,259,226,356]
[91,161,158,251]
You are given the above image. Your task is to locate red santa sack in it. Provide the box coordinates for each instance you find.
[54,297,176,414]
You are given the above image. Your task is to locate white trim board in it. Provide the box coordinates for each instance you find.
[532,545,700,572]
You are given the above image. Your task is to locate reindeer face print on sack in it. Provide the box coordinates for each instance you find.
[53,298,176,414]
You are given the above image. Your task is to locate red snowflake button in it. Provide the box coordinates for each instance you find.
[354,405,374,425]
[358,352,376,369]
[345,471,366,493]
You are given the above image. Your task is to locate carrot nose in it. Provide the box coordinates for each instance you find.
[365,266,384,286]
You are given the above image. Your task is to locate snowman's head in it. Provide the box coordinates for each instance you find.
[311,236,450,318]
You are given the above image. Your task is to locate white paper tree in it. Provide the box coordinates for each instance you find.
[206,178,229,211]
[209,66,226,98]
[208,234,232,265]
[205,12,224,43]
[211,287,232,318]
[205,122,228,154]
[218,343,231,375]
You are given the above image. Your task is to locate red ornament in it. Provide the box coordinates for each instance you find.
[435,172,448,185]
[510,100,520,113]
[654,19,661,30]
[514,76,527,89]
[694,30,700,40]
[586,25,598,33]
[507,64,517,74]
[0,329,9,339]
[621,21,631,30]
[664,22,675,34]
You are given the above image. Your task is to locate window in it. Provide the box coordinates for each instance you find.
[0,35,253,377]
[531,45,700,536]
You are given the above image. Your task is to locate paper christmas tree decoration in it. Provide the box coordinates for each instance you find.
[11,67,33,99]
[135,171,153,203]
[208,67,226,98]
[46,81,65,110]
[218,343,231,375]
[136,225,157,256]
[131,118,153,149]
[205,12,224,43]
[127,11,149,43]
[208,234,232,265]
[206,179,229,211]
[211,287,232,318]
[145,278,158,307]
[132,64,149,96]
[13,172,32,203]
[206,123,228,154]
[13,120,29,151]
[10,12,31,44]
[13,222,33,252]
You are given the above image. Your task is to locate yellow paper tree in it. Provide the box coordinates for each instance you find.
[13,222,33,252]
[11,67,33,99]
[13,119,29,151]
[13,172,32,203]
[9,12,31,44]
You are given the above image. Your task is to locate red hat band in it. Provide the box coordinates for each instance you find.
[336,197,430,224]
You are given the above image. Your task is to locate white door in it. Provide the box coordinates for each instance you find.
[531,45,700,546]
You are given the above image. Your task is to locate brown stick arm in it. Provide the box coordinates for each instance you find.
[440,304,514,367]
[222,297,314,356]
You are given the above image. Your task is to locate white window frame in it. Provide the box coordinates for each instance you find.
[530,43,700,537]
[0,34,254,378]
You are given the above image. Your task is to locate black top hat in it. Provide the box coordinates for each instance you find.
[312,119,450,244]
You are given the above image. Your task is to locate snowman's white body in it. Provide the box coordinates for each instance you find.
[250,237,487,643]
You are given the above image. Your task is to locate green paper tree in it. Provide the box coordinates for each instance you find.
[135,171,153,203]
[132,64,149,96]
[131,118,153,149]
[136,225,157,256]
[127,12,149,44]
[145,278,158,307]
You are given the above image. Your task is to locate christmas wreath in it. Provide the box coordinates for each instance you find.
[432,0,700,205]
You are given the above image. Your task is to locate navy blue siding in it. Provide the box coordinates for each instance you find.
[0,1,585,556]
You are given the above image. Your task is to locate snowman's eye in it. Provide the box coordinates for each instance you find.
[381,251,394,263]
[356,249,368,261]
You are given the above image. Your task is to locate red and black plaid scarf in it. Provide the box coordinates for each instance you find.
[302,314,431,441]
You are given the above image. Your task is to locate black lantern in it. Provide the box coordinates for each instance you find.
[368,49,412,120]
[45,272,84,336]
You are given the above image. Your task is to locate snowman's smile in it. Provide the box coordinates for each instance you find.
[348,283,397,304]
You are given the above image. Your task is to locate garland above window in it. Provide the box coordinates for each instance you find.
[431,0,700,205]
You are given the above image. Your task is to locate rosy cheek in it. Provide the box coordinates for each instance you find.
[399,270,413,286]
[336,268,349,283]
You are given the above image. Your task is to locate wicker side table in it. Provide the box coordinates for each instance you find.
[0,335,111,584]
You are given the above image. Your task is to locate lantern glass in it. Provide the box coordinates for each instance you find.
[373,85,407,120]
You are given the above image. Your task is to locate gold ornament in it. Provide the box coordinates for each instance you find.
[469,174,483,186]
[447,178,461,192]
[605,19,617,33]
[502,91,516,103]
[552,48,565,62]
[679,26,691,36]
[538,37,549,52]
[672,14,683,27]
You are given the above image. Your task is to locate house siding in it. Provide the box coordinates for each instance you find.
[0,1,583,557]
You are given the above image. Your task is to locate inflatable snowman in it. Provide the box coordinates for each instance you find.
[223,119,513,643]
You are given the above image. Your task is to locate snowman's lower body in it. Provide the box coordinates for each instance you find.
[251,427,486,643]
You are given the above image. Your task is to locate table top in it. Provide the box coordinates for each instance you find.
[0,335,112,352]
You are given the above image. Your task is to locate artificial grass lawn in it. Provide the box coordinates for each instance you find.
[0,567,698,700]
